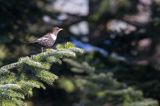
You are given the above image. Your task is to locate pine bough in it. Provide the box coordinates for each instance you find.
[0,42,83,106]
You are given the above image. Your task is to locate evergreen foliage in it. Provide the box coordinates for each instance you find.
[0,42,83,106]
[0,0,160,105]
[57,59,159,106]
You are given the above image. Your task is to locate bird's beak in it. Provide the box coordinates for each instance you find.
[59,28,63,31]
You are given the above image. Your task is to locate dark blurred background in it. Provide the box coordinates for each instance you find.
[1,0,160,106]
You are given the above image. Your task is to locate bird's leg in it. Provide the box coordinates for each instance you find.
[41,47,44,52]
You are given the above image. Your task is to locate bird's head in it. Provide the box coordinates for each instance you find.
[52,27,63,35]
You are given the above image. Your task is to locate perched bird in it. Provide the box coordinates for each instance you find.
[30,27,63,52]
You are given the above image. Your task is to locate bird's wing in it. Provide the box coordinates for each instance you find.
[37,33,50,41]
[43,33,51,38]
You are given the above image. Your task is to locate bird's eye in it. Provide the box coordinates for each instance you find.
[53,27,60,31]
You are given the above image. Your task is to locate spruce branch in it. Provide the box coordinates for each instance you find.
[0,62,22,74]
[57,59,159,106]
[0,42,84,106]
[0,84,21,90]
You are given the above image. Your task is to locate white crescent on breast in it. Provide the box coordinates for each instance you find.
[37,37,48,41]
[50,33,57,40]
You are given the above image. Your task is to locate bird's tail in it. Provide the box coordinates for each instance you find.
[23,40,38,47]
[25,40,38,44]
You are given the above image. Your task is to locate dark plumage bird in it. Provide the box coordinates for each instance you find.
[30,27,63,52]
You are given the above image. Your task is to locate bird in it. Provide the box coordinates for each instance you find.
[30,27,63,52]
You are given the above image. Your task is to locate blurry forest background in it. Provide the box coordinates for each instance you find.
[0,0,160,106]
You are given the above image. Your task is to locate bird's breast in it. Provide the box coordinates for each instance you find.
[50,33,57,40]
